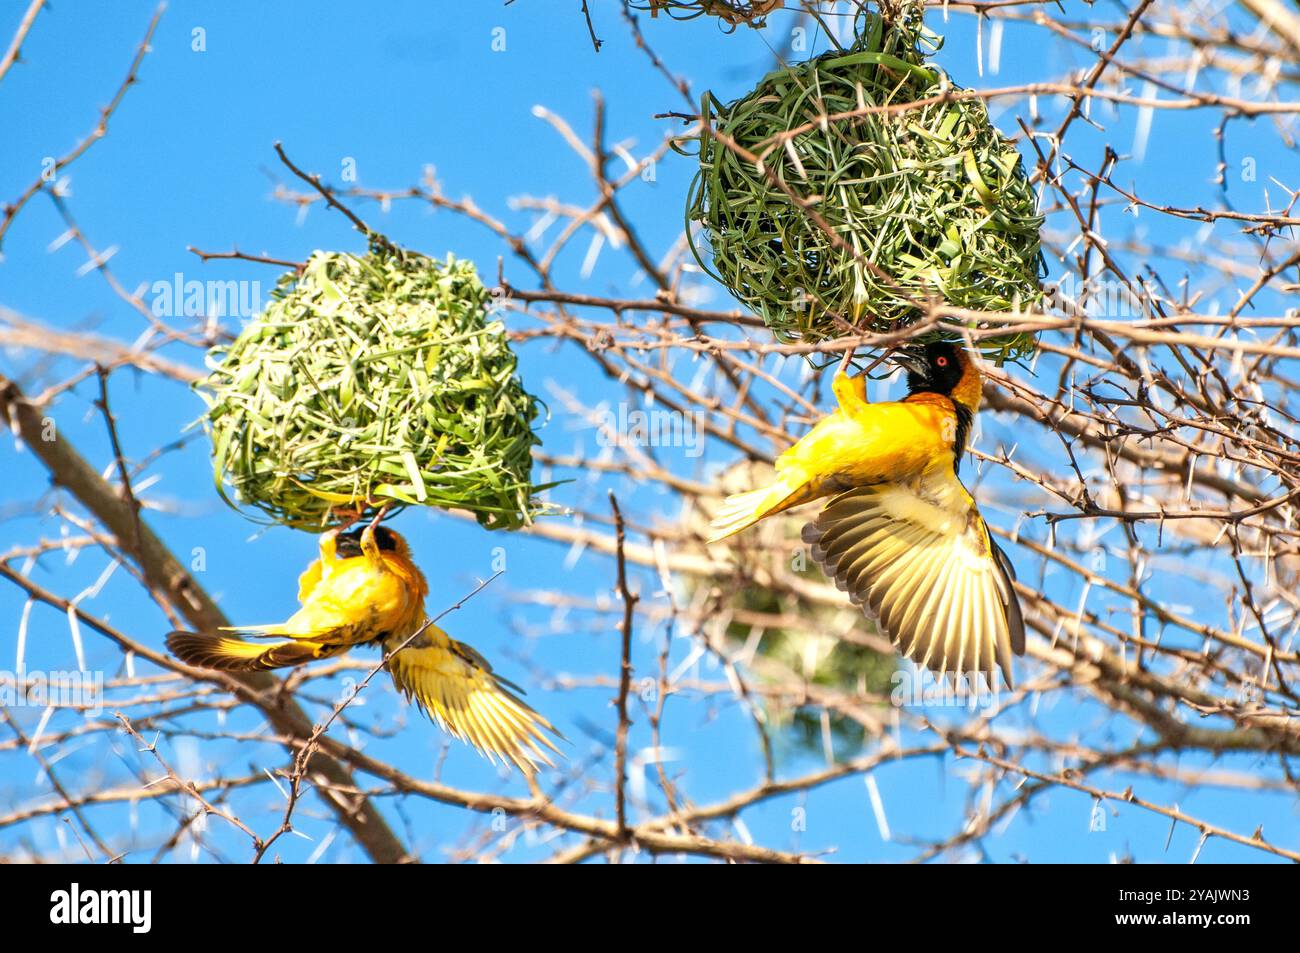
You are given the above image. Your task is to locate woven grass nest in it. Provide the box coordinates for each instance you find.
[198,244,549,531]
[686,10,1045,358]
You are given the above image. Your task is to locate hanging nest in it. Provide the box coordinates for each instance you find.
[198,244,550,531]
[685,9,1044,359]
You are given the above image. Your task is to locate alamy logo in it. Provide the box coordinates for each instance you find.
[0,668,103,716]
[150,273,262,318]
[594,404,706,458]
[49,883,151,933]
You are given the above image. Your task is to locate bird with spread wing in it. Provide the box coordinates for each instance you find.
[167,522,561,773]
[707,342,1025,689]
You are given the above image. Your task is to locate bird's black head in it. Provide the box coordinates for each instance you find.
[334,525,401,559]
[892,341,981,464]
[896,342,966,397]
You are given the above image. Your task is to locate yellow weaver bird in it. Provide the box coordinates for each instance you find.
[707,343,1025,688]
[167,524,561,773]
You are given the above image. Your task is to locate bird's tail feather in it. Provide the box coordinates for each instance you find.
[706,480,806,544]
[166,630,336,672]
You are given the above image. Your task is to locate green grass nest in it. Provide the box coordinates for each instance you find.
[198,245,549,531]
[686,11,1044,357]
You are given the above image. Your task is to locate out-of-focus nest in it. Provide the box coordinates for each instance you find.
[685,10,1044,359]
[198,244,550,531]
[681,461,897,759]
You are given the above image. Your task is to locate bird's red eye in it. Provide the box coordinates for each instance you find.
[936,356,948,367]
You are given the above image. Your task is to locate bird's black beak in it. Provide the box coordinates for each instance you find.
[888,346,926,375]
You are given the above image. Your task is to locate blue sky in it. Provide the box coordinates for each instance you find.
[0,1,1295,862]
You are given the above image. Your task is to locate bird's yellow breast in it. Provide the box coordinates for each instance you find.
[285,552,426,644]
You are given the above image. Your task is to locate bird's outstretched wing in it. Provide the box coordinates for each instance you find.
[384,625,563,774]
[801,467,1025,689]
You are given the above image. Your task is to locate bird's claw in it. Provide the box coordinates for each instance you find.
[367,503,391,533]
[328,507,363,536]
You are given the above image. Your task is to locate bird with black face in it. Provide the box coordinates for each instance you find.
[166,522,561,772]
[707,342,1025,689]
